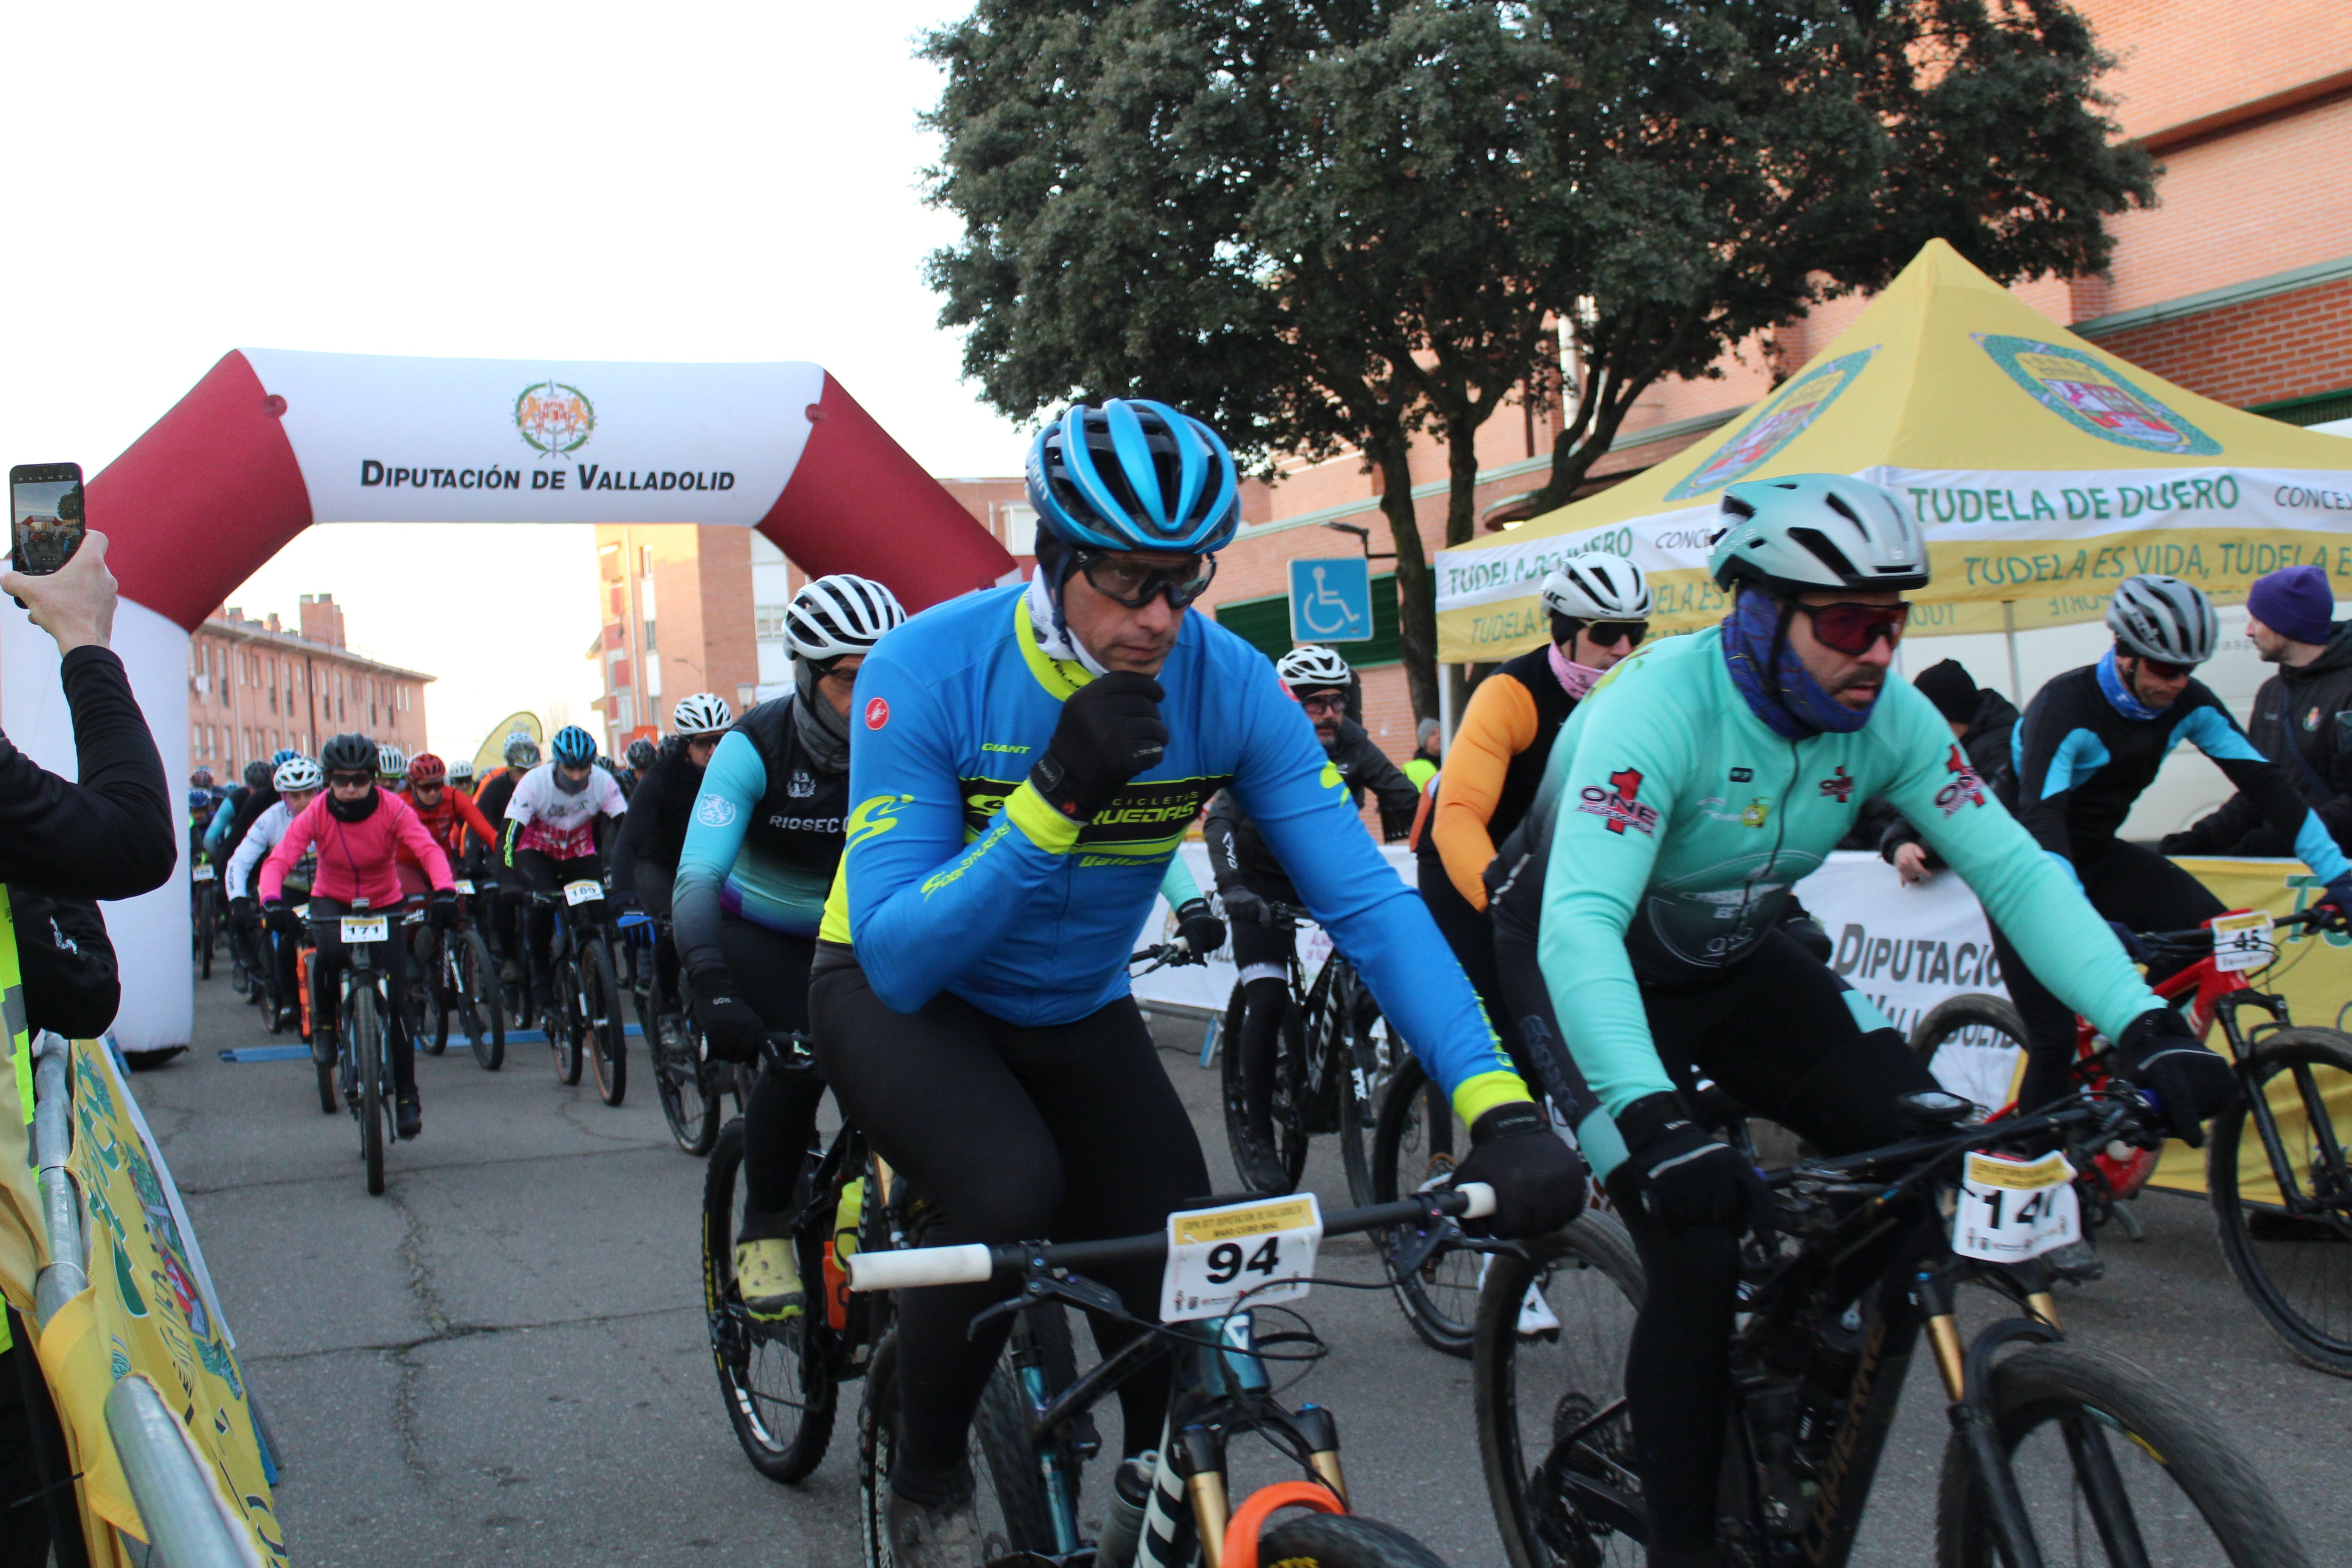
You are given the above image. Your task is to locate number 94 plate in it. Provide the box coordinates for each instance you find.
[1160,1193,1322,1323]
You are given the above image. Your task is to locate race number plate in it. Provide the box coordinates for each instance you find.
[191,863,216,882]
[563,880,602,906]
[2210,910,2275,974]
[1952,1150,2079,1263]
[453,879,475,896]
[339,915,390,945]
[1161,1193,1322,1323]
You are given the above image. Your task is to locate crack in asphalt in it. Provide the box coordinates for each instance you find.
[552,1093,647,1146]
[241,1303,700,1365]
[384,1185,450,1484]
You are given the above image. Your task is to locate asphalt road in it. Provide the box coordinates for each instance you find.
[137,967,2352,1566]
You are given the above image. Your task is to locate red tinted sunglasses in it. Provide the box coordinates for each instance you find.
[2132,655,2195,681]
[1794,600,1910,655]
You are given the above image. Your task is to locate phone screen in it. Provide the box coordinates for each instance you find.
[10,465,86,576]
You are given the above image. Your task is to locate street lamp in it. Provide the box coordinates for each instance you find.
[1322,522,1396,563]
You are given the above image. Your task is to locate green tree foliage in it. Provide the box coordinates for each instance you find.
[922,0,2153,720]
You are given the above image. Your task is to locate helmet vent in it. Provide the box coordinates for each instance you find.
[1824,493,1862,525]
[1788,527,1860,582]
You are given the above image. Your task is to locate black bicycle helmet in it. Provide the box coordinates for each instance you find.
[243,760,272,789]
[625,737,657,770]
[320,732,378,774]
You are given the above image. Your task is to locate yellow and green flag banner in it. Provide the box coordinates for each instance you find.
[1434,240,2352,662]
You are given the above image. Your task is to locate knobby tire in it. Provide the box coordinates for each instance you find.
[1371,1058,1480,1356]
[2206,1028,2352,1376]
[702,1117,837,1482]
[583,937,627,1106]
[352,987,386,1197]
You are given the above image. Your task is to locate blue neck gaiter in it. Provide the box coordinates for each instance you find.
[1720,589,1878,740]
[2095,648,2165,721]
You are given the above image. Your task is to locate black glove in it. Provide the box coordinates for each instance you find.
[230,895,255,923]
[262,896,285,916]
[1448,1102,1586,1239]
[1029,671,1167,821]
[2116,1008,2234,1147]
[1608,1093,1764,1232]
[428,889,457,929]
[2107,921,2151,965]
[1218,885,1272,928]
[690,971,766,1064]
[1173,898,1225,959]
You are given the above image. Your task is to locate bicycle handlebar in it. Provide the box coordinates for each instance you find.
[845,1183,1498,1294]
[2136,904,2341,949]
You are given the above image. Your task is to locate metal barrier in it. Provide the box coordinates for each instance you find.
[31,1031,85,1327]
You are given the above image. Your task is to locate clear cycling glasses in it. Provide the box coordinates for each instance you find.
[1076,552,1218,610]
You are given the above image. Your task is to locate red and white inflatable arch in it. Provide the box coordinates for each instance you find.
[0,349,1018,1051]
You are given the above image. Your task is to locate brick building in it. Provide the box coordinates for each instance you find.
[187,593,433,780]
[1200,0,2352,763]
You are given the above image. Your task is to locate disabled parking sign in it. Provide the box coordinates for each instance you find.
[1289,557,1373,642]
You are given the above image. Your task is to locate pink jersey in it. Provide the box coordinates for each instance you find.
[261,789,453,907]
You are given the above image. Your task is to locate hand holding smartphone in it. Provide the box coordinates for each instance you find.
[10,463,87,604]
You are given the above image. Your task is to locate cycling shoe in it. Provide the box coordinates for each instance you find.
[733,1229,805,1323]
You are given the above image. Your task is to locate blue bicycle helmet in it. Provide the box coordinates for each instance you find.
[187,788,215,815]
[1025,399,1241,555]
[550,725,598,767]
[270,747,299,768]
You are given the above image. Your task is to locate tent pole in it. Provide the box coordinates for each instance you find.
[1439,664,1457,749]
[2003,601,2022,705]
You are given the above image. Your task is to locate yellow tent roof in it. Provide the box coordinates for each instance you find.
[1436,240,2352,660]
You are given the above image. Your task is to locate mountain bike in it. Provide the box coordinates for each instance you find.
[1475,1089,2313,1566]
[846,1181,1499,1568]
[1911,902,2352,1374]
[529,880,627,1104]
[412,879,505,1070]
[190,857,219,978]
[621,908,727,1154]
[1218,902,1397,1200]
[310,898,407,1197]
[701,1032,899,1481]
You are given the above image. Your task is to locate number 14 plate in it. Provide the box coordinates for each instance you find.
[1953,1150,2080,1263]
[1161,1193,1322,1323]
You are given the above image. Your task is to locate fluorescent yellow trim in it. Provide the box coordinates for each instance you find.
[1014,592,1093,701]
[1451,1070,1535,1129]
[819,858,853,946]
[1004,779,1083,853]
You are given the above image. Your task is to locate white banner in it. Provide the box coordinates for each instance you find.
[243,349,825,524]
[1132,843,1402,1019]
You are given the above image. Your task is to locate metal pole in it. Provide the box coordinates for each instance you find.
[2003,601,2024,706]
[1438,665,1457,748]
[31,1032,86,1327]
[106,1375,265,1568]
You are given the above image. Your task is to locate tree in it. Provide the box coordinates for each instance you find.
[921,0,2153,720]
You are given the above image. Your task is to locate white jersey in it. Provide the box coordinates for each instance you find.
[225,801,303,899]
[505,763,628,859]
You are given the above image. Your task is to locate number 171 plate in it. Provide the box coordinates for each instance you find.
[1161,1193,1322,1323]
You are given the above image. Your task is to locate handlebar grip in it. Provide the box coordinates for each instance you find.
[844,1244,994,1293]
[1454,1182,1496,1221]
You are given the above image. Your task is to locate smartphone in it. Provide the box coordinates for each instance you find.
[10,462,87,578]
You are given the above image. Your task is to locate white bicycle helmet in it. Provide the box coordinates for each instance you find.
[1541,558,1651,621]
[376,743,408,780]
[1278,645,1353,691]
[2107,575,2217,665]
[784,574,907,661]
[672,692,734,735]
[1708,474,1929,595]
[272,756,323,793]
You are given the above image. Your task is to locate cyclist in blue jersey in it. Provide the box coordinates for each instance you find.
[810,398,1580,1565]
[1489,477,2227,1568]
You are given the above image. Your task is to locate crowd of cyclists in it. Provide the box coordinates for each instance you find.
[177,398,2352,1567]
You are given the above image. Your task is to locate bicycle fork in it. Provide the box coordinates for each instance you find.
[1920,1268,2069,1568]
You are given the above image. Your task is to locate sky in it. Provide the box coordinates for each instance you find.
[0,0,1026,757]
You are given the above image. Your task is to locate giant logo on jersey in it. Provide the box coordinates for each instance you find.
[1577,767,1660,836]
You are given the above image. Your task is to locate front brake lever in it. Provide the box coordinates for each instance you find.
[965,1269,1132,1342]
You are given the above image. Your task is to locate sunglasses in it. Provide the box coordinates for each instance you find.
[2131,655,2195,681]
[327,771,374,789]
[1298,692,1348,715]
[412,781,443,794]
[1583,621,1647,650]
[1076,552,1218,609]
[1793,600,1911,655]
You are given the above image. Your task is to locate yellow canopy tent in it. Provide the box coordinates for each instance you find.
[1436,239,2352,663]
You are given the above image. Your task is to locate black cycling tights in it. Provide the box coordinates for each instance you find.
[718,918,823,1219]
[306,895,415,1092]
[510,848,603,994]
[1602,933,1937,1553]
[1990,835,2220,1116]
[810,954,1210,1506]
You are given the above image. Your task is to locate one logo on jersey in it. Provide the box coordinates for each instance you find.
[845,793,914,848]
[694,794,736,828]
[1578,767,1659,836]
[1818,766,1855,804]
[788,768,815,799]
[865,697,890,730]
[2306,706,2323,734]
[1935,745,1987,817]
[1740,797,1771,828]
[1730,767,1754,784]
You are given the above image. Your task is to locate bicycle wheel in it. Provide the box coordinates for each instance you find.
[351,989,387,1197]
[1934,1341,2310,1567]
[703,1118,838,1481]
[1474,1214,1647,1568]
[415,931,447,1055]
[1336,966,1395,1207]
[196,891,215,979]
[1254,1513,1450,1567]
[1908,992,2026,1102]
[2207,1028,2352,1376]
[857,1333,1056,1568]
[550,965,584,1086]
[1220,980,1309,1193]
[454,931,505,1071]
[582,938,627,1106]
[657,1011,722,1156]
[1370,1058,1481,1356]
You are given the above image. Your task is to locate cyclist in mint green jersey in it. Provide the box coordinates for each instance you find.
[1488,475,2215,1568]
[810,399,1579,1567]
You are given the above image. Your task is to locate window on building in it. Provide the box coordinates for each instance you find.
[641,545,655,578]
[1000,503,1039,555]
[1212,571,1422,669]
[642,619,656,652]
[755,605,789,640]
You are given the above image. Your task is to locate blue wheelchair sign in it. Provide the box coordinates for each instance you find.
[1289,557,1373,642]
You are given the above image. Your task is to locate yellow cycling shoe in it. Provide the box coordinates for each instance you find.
[734,1234,805,1323]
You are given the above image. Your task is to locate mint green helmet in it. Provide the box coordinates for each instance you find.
[1708,474,1929,596]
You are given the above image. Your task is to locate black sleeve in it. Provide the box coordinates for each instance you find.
[1203,789,1245,891]
[0,647,174,900]
[592,811,618,867]
[2004,688,2078,861]
[1348,735,1422,843]
[611,765,666,899]
[11,891,119,1039]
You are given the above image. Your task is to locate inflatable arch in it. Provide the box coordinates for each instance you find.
[0,349,1018,1050]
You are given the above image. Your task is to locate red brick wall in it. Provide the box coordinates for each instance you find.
[2094,276,2352,409]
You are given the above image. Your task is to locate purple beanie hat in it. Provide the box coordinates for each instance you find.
[2247,565,2337,647]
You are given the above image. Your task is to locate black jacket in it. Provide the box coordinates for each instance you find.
[1205,717,1420,892]
[2165,626,2352,857]
[611,740,706,913]
[1866,687,2020,867]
